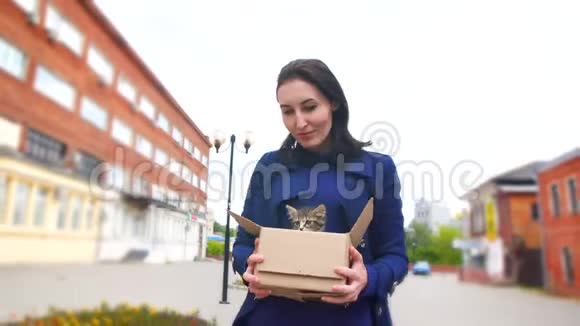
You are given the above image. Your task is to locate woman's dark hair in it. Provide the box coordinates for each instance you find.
[276,59,371,164]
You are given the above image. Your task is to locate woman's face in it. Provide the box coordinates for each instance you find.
[277,79,334,153]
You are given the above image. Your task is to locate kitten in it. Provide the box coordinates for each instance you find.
[286,204,326,232]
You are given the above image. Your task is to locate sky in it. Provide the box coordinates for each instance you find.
[95,0,580,226]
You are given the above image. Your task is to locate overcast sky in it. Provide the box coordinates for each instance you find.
[96,0,580,226]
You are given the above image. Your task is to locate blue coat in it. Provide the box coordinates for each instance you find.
[231,149,409,326]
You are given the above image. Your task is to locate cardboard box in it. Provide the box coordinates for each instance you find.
[228,198,374,301]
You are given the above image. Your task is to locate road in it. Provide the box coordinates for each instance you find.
[1,262,579,326]
[391,273,580,326]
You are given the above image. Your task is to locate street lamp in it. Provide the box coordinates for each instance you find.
[213,130,254,304]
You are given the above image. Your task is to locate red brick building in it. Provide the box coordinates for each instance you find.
[0,0,211,263]
[459,162,545,286]
[538,148,580,297]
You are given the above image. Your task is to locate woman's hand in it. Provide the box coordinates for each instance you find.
[242,238,272,299]
[321,245,368,305]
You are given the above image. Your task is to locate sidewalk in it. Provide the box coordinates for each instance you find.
[0,261,246,326]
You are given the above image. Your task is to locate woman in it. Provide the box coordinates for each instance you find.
[232,59,408,326]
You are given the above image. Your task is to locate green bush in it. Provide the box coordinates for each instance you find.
[406,222,462,265]
[12,302,216,326]
[207,240,225,257]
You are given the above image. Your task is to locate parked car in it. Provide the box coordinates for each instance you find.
[412,261,431,275]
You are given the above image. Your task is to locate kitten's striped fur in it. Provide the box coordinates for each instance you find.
[286,204,326,232]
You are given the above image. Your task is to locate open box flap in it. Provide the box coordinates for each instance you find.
[227,210,261,236]
[349,198,374,246]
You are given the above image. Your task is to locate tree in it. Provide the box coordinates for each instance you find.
[405,221,433,263]
[405,221,462,265]
[431,226,462,265]
[213,221,236,237]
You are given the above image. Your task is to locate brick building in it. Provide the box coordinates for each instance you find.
[538,148,580,297]
[0,0,211,263]
[459,161,545,286]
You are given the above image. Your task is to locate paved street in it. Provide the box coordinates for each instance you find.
[391,273,580,326]
[0,261,245,326]
[1,262,579,326]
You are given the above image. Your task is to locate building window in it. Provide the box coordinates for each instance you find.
[182,167,192,183]
[138,96,156,121]
[179,195,187,210]
[33,188,48,226]
[87,46,113,85]
[172,128,183,145]
[0,37,27,80]
[85,201,94,231]
[121,211,132,237]
[156,113,170,134]
[551,184,561,217]
[74,151,102,179]
[200,179,207,193]
[154,149,168,166]
[13,182,29,225]
[184,139,193,155]
[561,247,575,285]
[152,184,161,201]
[135,215,146,237]
[81,97,108,130]
[0,175,7,222]
[70,196,82,230]
[117,75,137,104]
[45,5,84,56]
[56,190,68,229]
[193,147,201,161]
[169,159,181,176]
[34,65,75,110]
[24,129,66,166]
[110,165,125,190]
[136,135,153,158]
[567,178,578,215]
[470,200,485,234]
[111,118,132,146]
[12,0,39,21]
[192,173,199,188]
[167,190,178,207]
[531,202,540,221]
[105,165,131,193]
[151,184,161,201]
[201,155,208,167]
[132,177,149,197]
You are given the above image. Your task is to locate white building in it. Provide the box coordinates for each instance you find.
[96,176,210,264]
[413,198,455,232]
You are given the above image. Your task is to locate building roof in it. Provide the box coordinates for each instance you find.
[81,0,211,148]
[491,161,546,183]
[460,160,546,200]
[538,147,580,173]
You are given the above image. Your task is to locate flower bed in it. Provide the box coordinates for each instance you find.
[9,302,216,326]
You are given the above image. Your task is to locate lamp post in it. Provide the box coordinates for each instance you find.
[213,131,254,304]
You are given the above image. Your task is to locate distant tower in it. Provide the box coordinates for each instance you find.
[413,198,453,231]
[414,198,432,226]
